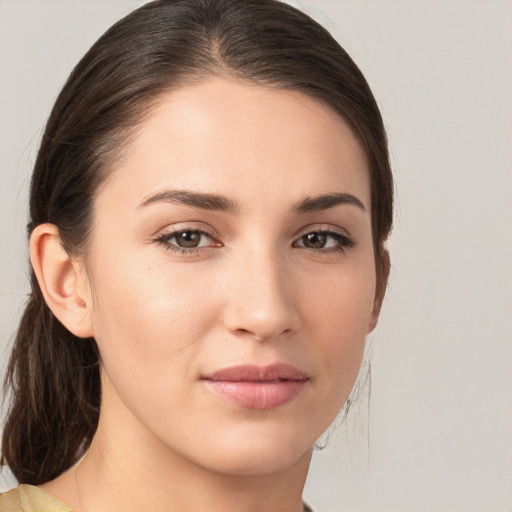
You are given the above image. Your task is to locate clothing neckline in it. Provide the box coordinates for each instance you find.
[20,484,75,511]
[10,484,313,512]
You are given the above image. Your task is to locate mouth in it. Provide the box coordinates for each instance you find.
[202,364,309,410]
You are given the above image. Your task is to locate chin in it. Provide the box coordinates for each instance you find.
[181,423,317,476]
[205,447,312,476]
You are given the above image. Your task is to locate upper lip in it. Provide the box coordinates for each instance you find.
[203,363,308,382]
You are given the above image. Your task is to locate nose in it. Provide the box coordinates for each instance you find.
[222,247,301,341]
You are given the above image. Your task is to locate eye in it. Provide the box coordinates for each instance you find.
[293,230,355,252]
[171,231,208,248]
[155,229,219,252]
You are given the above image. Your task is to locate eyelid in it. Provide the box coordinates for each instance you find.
[293,223,352,239]
[151,221,219,238]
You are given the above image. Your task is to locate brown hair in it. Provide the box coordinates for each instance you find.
[1,0,393,485]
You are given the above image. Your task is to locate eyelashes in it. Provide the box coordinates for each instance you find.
[292,230,355,252]
[154,226,355,256]
[154,228,219,254]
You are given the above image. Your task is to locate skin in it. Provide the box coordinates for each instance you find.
[33,78,380,512]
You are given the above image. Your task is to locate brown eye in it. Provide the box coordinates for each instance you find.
[293,230,355,252]
[301,232,327,249]
[156,229,216,252]
[174,231,202,248]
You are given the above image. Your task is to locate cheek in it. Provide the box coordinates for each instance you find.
[304,255,376,332]
[300,259,376,391]
[87,249,221,384]
[86,253,227,436]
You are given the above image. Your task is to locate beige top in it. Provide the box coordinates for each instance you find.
[0,485,73,512]
[0,485,314,512]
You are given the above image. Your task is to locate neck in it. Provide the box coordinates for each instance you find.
[77,434,310,512]
[41,384,312,512]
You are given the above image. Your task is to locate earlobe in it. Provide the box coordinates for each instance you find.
[30,223,94,338]
[368,294,383,333]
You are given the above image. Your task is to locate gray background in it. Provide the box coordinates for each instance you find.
[1,1,511,511]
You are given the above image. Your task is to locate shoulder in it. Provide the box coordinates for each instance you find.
[0,487,23,512]
[0,485,74,512]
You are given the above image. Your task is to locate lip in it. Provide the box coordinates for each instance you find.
[202,364,308,410]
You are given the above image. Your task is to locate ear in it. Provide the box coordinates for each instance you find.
[30,223,94,338]
[368,247,390,333]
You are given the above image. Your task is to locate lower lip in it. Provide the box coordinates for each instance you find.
[204,380,307,410]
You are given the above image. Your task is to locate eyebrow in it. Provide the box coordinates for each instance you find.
[137,189,365,214]
[292,192,366,213]
[137,189,240,214]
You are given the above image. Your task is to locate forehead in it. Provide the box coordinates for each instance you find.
[98,78,370,211]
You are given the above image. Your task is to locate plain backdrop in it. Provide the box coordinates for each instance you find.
[1,1,511,511]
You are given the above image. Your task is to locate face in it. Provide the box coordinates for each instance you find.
[84,78,377,476]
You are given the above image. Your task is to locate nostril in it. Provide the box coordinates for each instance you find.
[234,326,294,341]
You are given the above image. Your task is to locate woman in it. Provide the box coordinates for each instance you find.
[0,1,392,511]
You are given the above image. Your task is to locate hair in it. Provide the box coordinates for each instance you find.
[1,0,393,485]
